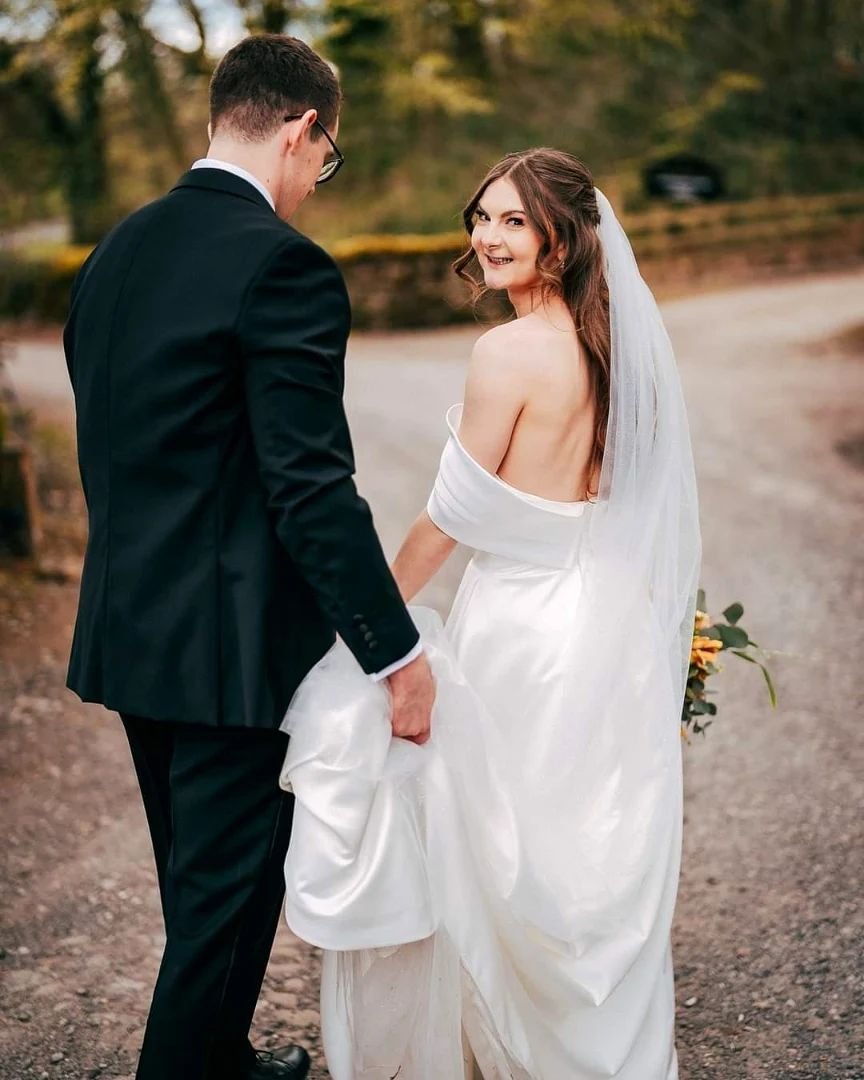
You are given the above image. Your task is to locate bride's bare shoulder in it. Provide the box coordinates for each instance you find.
[473,317,542,350]
[470,319,541,376]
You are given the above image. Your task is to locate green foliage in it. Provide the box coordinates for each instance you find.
[731,649,778,709]
[236,1,299,33]
[0,0,210,238]
[0,247,85,322]
[612,0,864,200]
[1,0,863,244]
[683,593,777,739]
[722,601,743,625]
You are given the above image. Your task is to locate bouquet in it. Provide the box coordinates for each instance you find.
[682,590,776,739]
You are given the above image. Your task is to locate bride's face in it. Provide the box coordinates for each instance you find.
[471,177,544,293]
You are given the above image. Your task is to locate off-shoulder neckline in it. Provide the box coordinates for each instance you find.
[445,404,590,517]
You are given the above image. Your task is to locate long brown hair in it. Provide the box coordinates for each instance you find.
[454,149,610,497]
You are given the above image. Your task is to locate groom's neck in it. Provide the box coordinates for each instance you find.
[204,138,280,204]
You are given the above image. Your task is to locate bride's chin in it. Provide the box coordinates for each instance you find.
[483,268,508,286]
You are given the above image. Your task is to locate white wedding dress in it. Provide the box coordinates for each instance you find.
[279,190,699,1079]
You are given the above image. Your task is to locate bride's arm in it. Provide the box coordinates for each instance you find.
[457,329,526,472]
[391,511,456,603]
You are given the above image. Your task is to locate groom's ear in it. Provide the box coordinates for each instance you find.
[282,109,317,155]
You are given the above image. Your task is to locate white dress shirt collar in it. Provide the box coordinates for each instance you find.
[191,158,275,212]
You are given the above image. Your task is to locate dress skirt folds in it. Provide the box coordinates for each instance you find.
[280,406,682,1079]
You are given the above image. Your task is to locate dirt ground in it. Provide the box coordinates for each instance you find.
[2,269,864,1079]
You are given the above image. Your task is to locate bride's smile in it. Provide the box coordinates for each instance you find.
[471,175,544,296]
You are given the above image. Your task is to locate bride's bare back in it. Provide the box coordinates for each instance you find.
[458,309,599,503]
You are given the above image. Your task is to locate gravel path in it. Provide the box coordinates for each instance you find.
[2,268,863,1079]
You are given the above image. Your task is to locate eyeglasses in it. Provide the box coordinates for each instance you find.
[283,114,344,184]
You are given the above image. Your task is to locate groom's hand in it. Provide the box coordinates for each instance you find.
[387,652,435,745]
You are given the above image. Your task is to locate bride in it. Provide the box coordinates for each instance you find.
[279,149,701,1079]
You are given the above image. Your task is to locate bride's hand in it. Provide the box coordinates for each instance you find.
[387,651,435,745]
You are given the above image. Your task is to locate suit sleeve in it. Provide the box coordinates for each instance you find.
[63,244,99,383]
[238,234,420,674]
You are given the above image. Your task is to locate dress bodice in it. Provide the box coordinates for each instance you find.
[426,404,591,569]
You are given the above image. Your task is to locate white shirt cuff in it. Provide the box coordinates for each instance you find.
[370,640,424,682]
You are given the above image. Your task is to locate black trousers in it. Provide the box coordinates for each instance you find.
[121,715,295,1080]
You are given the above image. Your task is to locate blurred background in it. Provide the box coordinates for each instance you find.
[2,0,864,328]
[3,0,864,241]
[1,4,863,1080]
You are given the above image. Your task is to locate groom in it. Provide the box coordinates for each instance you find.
[63,33,435,1080]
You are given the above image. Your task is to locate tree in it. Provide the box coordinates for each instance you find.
[0,0,210,241]
[237,0,302,34]
[2,0,862,242]
[0,0,112,242]
[115,1,190,174]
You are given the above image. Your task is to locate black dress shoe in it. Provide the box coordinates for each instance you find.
[246,1044,311,1079]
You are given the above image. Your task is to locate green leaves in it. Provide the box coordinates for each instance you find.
[722,602,744,624]
[682,590,776,740]
[689,699,717,716]
[731,649,778,709]
[715,623,750,648]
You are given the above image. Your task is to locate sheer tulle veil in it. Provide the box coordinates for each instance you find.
[579,187,701,741]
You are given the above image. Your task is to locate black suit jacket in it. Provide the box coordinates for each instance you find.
[63,168,419,728]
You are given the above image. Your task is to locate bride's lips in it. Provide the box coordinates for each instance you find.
[484,254,513,267]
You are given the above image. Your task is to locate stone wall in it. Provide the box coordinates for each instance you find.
[2,192,863,329]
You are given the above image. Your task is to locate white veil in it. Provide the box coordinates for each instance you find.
[596,187,700,709]
[573,188,700,746]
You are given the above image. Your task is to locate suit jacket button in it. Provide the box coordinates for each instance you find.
[363,631,374,642]
[352,614,363,622]
[369,642,378,651]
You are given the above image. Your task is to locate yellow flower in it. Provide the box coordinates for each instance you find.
[691,635,724,668]
[694,610,712,631]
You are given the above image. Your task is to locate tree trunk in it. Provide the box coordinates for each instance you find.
[239,1,300,34]
[0,443,41,561]
[66,16,111,244]
[323,0,395,180]
[117,5,189,174]
[446,0,490,80]
[261,1,292,32]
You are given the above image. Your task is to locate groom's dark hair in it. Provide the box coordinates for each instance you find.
[209,33,342,141]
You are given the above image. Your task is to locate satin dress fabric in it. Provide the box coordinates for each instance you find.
[280,405,682,1079]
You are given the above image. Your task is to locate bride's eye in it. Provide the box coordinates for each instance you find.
[473,209,489,224]
[507,216,525,227]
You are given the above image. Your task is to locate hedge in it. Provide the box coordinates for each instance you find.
[2,192,863,329]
